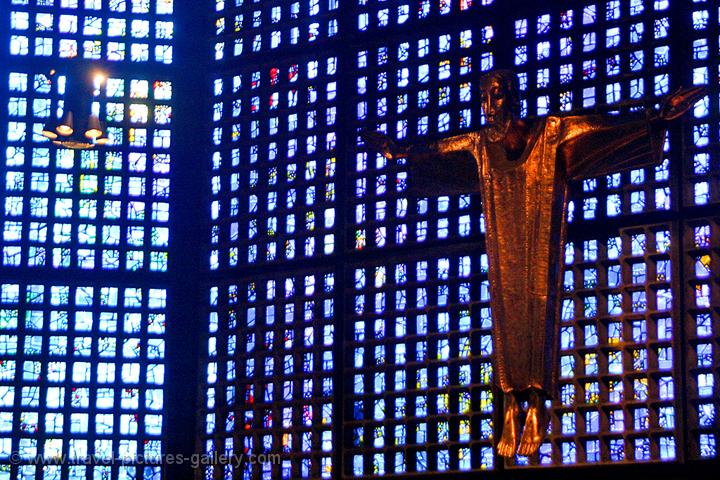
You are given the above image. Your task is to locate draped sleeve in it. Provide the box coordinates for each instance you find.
[559,115,667,181]
[405,132,482,196]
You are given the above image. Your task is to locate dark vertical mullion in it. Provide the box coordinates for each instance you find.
[0,0,9,153]
[0,0,13,284]
[0,56,21,461]
[2,6,28,480]
[165,0,211,479]
[333,2,357,479]
[668,0,694,466]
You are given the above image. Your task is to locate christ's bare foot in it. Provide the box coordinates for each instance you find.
[517,390,546,456]
[497,393,520,457]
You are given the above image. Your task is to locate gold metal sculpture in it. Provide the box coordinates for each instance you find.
[362,70,703,458]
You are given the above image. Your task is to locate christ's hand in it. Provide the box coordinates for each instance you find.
[658,86,706,121]
[360,130,408,160]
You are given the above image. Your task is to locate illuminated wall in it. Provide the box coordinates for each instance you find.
[510,1,678,466]
[347,2,497,475]
[2,1,715,479]
[201,0,720,478]
[204,1,340,478]
[0,0,174,479]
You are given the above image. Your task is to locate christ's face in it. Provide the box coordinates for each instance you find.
[479,76,512,129]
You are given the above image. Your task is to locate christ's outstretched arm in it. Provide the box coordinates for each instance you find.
[361,130,482,196]
[560,86,705,180]
[361,130,477,159]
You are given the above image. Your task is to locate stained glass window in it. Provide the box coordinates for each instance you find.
[202,0,720,477]
[203,273,336,479]
[3,71,172,272]
[352,23,494,252]
[6,0,716,478]
[685,2,719,456]
[346,255,494,475]
[1,1,174,478]
[209,56,338,268]
[0,283,166,478]
[8,0,174,63]
[212,0,338,60]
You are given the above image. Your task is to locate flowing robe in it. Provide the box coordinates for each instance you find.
[408,115,665,394]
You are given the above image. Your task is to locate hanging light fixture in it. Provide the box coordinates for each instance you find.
[55,110,74,136]
[40,70,109,149]
[85,114,103,139]
[40,120,59,140]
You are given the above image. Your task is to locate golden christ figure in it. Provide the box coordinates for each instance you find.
[363,70,702,457]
